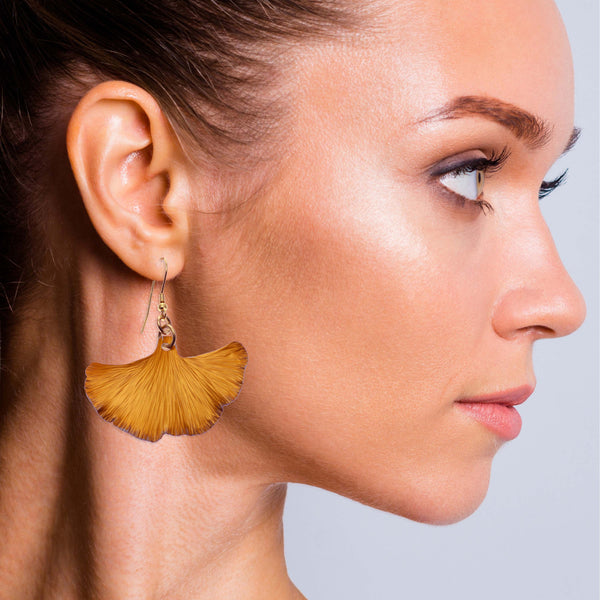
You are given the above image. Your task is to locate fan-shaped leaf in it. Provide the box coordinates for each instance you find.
[85,336,248,442]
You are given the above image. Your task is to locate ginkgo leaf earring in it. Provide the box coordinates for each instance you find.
[84,258,248,442]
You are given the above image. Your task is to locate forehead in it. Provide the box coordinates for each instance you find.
[296,0,574,144]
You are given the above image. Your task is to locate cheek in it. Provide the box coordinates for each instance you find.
[224,151,500,523]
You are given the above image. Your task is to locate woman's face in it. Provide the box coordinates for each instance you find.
[180,0,586,524]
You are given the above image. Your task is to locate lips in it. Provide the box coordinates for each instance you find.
[456,384,535,407]
[455,384,535,440]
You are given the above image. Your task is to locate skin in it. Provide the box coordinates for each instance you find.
[0,0,586,598]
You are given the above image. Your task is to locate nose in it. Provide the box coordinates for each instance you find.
[491,214,587,342]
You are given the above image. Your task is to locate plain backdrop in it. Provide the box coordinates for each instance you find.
[283,1,600,599]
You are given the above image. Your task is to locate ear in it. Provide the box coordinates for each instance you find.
[67,80,190,281]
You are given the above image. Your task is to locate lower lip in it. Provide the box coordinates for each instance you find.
[455,402,522,440]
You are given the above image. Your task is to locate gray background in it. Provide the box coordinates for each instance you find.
[283,1,599,598]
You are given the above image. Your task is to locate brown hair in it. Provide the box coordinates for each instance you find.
[0,0,368,336]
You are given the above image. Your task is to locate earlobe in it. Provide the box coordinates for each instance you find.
[66,81,189,280]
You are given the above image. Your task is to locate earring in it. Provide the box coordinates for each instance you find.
[84,258,248,442]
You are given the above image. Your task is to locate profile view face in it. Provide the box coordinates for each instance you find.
[174,0,586,525]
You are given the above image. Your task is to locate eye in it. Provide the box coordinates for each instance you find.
[439,167,485,202]
[433,147,510,215]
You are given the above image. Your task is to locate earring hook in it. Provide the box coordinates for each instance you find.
[159,257,168,296]
[140,258,168,334]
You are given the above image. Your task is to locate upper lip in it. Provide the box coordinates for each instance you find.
[456,384,535,406]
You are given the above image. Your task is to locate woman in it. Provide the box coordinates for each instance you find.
[0,0,588,598]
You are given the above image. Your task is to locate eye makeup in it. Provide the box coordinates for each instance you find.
[430,146,511,214]
[433,146,512,180]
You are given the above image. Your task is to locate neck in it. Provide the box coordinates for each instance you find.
[0,264,304,600]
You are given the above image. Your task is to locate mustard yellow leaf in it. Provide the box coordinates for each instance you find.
[85,336,248,442]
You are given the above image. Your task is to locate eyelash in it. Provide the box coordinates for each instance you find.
[539,169,568,198]
[436,146,569,214]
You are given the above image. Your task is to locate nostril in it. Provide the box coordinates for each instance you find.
[507,325,555,342]
[526,325,556,340]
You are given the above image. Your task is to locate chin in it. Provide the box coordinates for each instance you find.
[342,459,494,526]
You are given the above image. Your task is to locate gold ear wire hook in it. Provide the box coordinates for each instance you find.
[140,258,168,335]
[159,257,168,299]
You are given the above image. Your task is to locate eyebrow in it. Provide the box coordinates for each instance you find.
[416,95,581,155]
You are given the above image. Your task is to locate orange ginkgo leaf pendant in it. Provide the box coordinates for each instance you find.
[84,258,248,442]
[85,335,248,442]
